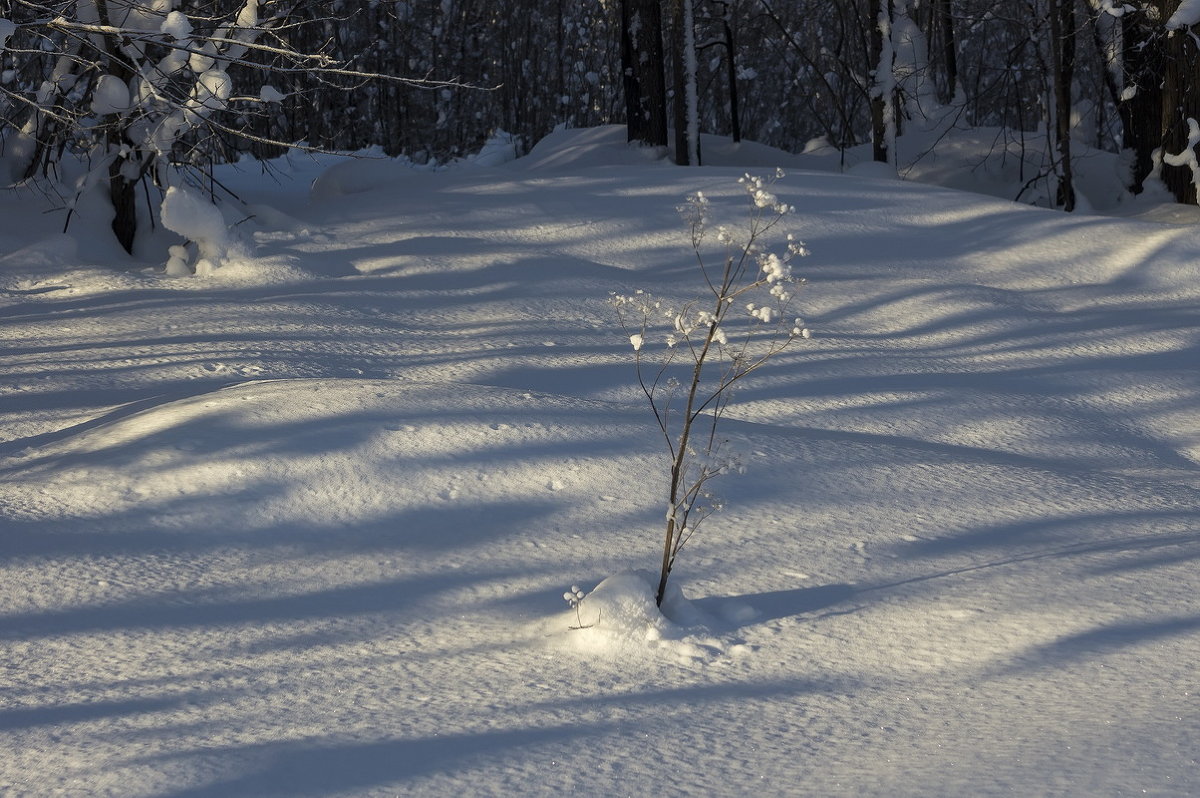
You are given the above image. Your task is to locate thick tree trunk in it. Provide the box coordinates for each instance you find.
[621,0,669,147]
[1119,9,1163,194]
[1159,9,1200,204]
[108,159,138,255]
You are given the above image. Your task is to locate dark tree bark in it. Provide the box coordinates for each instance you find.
[1048,0,1076,211]
[1119,5,1165,195]
[621,0,669,146]
[669,0,700,164]
[937,0,958,103]
[94,0,143,254]
[1158,1,1200,203]
[670,0,686,161]
[720,6,742,142]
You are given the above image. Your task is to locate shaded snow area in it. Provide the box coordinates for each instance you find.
[2,127,1199,796]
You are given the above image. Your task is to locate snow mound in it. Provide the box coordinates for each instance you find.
[516,125,834,172]
[517,125,670,171]
[202,253,314,286]
[310,152,425,200]
[847,159,901,180]
[0,233,158,294]
[690,133,824,169]
[0,232,80,275]
[463,129,521,167]
[541,571,723,665]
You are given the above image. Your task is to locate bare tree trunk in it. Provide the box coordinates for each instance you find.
[622,0,669,146]
[1119,6,1163,194]
[1048,0,1075,211]
[938,0,958,102]
[721,7,742,142]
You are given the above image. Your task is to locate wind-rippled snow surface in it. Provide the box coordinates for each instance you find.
[2,127,1198,796]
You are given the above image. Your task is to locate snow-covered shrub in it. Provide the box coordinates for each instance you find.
[160,184,234,276]
[0,2,451,259]
[612,170,811,607]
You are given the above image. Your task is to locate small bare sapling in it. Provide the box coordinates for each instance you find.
[612,170,811,607]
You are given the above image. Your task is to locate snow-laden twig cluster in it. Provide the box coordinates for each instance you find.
[0,0,462,263]
[612,170,811,607]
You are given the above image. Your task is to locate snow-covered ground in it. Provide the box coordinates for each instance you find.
[2,126,1198,796]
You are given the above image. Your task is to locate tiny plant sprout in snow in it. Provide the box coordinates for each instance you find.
[612,170,811,608]
[563,585,597,629]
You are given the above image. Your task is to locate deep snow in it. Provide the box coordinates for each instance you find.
[1,126,1198,796]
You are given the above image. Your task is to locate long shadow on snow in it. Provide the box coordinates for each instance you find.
[860,526,1200,603]
[148,722,619,798]
[693,584,858,629]
[0,562,527,640]
[0,692,223,733]
[1,383,648,480]
[889,510,1200,558]
[0,489,562,560]
[144,671,849,797]
[691,521,1200,634]
[0,379,244,455]
[524,675,851,716]
[993,614,1200,674]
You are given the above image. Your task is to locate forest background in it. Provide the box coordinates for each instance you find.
[4,0,1200,254]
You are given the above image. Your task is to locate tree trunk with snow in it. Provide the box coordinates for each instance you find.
[670,0,701,165]
[1119,6,1164,194]
[1159,0,1200,203]
[93,0,143,253]
[869,0,896,165]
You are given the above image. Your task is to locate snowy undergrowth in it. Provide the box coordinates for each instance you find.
[1,126,1199,796]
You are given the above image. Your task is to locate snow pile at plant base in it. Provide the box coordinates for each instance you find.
[1,124,1199,796]
[539,571,731,665]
